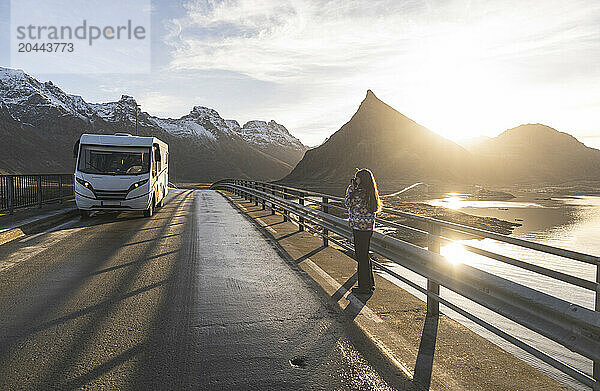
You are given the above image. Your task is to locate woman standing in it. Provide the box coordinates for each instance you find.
[345,169,382,294]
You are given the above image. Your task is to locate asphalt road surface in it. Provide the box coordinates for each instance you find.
[0,189,398,390]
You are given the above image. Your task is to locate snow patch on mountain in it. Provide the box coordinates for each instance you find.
[236,120,305,149]
[149,116,217,140]
[185,106,238,136]
[87,95,144,124]
[225,119,241,133]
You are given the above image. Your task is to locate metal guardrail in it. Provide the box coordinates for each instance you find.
[0,174,74,214]
[211,178,600,390]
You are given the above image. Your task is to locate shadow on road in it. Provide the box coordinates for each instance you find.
[0,190,193,390]
[229,196,446,391]
[413,311,439,390]
[225,197,415,390]
[294,245,327,264]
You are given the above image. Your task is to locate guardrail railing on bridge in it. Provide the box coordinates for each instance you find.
[0,174,74,214]
[211,178,600,390]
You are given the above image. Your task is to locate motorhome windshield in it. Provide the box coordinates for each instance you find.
[78,145,150,175]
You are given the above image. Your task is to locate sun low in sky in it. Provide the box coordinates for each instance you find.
[1,0,599,147]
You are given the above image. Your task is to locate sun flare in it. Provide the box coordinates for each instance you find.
[441,242,467,265]
[445,196,462,210]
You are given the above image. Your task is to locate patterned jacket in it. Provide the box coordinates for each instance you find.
[345,185,376,231]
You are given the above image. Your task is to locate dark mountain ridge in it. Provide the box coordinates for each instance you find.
[283,91,600,187]
[468,123,600,184]
[283,90,475,185]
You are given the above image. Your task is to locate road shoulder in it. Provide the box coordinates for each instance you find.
[219,190,568,391]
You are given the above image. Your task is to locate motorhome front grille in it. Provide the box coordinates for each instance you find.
[94,189,129,200]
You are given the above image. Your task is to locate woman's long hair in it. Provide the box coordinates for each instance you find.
[354,168,382,213]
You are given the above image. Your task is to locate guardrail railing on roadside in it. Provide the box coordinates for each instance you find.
[211,178,600,390]
[0,174,74,214]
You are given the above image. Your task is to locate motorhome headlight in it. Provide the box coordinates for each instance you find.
[128,179,149,192]
[76,177,93,190]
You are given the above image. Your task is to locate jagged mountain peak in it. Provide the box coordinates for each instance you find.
[365,89,377,99]
[176,105,234,138]
[0,67,28,81]
[239,120,304,146]
[190,105,220,117]
[118,95,137,104]
[244,119,268,127]
[233,119,307,166]
[349,89,420,134]
[360,89,386,108]
[243,119,290,133]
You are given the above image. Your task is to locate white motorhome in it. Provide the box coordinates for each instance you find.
[74,133,168,218]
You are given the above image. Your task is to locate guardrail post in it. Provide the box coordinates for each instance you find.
[271,188,276,215]
[427,222,441,316]
[36,175,42,208]
[282,189,288,222]
[58,175,63,204]
[254,183,259,206]
[595,262,600,383]
[261,184,265,210]
[322,196,329,247]
[298,193,304,231]
[7,176,14,215]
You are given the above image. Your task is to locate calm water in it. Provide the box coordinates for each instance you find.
[379,193,600,390]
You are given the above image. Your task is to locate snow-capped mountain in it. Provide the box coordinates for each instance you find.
[233,120,307,166]
[0,67,96,123]
[0,67,306,181]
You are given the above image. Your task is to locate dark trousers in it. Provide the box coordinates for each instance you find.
[353,229,374,289]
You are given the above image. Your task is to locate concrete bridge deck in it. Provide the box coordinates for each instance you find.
[0,189,403,390]
[0,189,570,390]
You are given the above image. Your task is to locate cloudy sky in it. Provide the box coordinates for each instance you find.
[1,0,599,147]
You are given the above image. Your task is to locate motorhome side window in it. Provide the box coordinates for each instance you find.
[152,146,157,176]
[78,145,150,175]
[153,144,163,176]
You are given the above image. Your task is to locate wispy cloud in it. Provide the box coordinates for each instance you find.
[162,0,600,146]
[137,91,188,118]
[165,0,420,83]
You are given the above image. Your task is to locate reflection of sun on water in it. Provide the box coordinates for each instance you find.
[441,242,468,265]
[445,196,462,210]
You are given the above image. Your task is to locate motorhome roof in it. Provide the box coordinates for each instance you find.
[79,133,162,147]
